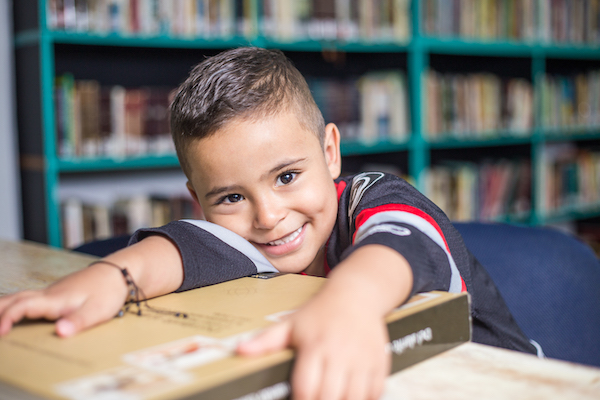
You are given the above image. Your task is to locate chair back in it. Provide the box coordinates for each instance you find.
[454,222,600,367]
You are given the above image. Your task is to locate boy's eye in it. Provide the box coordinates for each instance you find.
[221,194,244,204]
[276,172,297,186]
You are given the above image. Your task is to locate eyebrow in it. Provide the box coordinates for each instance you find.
[264,157,307,178]
[204,184,243,200]
[204,158,308,200]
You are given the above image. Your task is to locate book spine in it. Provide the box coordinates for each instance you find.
[422,0,600,44]
[539,143,600,215]
[61,193,203,247]
[539,70,600,130]
[425,158,531,222]
[54,76,176,159]
[425,70,534,140]
[45,0,410,41]
[191,294,471,400]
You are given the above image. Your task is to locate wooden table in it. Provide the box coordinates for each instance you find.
[383,342,600,400]
[0,240,96,296]
[2,240,599,400]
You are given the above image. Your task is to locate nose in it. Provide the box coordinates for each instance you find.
[253,194,286,230]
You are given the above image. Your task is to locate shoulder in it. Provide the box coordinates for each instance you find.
[336,171,426,212]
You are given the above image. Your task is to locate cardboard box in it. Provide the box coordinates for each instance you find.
[0,273,470,400]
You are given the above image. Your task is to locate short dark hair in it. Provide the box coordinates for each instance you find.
[170,47,325,178]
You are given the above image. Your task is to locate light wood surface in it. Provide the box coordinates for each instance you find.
[0,240,96,296]
[383,341,600,400]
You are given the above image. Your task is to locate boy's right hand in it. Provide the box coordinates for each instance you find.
[0,235,184,337]
[0,262,128,337]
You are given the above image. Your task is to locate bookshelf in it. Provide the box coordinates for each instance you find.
[13,0,600,248]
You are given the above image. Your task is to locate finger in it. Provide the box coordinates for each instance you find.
[0,293,17,314]
[237,321,292,356]
[345,367,380,400]
[0,293,62,335]
[56,297,122,338]
[368,377,386,400]
[0,291,38,314]
[291,348,323,400]
[365,352,390,400]
[318,359,347,400]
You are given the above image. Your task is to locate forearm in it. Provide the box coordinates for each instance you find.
[98,235,184,300]
[318,244,413,318]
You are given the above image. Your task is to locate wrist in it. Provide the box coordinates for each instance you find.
[87,260,137,315]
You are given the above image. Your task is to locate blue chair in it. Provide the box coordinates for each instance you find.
[454,222,600,368]
[73,235,131,258]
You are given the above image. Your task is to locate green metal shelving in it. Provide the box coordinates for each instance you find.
[57,155,182,172]
[14,0,600,247]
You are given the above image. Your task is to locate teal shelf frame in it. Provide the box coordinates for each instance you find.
[14,30,413,53]
[540,203,600,225]
[341,140,409,156]
[15,0,600,247]
[58,155,182,172]
[427,135,532,149]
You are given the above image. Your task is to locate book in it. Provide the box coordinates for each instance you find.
[55,77,176,159]
[422,0,599,45]
[538,143,600,216]
[60,194,203,248]
[0,274,470,400]
[425,70,533,140]
[540,70,600,131]
[425,158,531,222]
[359,70,410,144]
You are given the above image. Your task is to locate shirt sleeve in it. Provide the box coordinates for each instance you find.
[336,172,465,297]
[128,219,278,292]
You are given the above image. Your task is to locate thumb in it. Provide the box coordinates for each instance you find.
[55,301,119,338]
[237,321,292,356]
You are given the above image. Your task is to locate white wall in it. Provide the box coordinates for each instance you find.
[0,0,22,240]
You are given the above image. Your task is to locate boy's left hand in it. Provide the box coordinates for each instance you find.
[237,245,412,400]
[237,289,391,400]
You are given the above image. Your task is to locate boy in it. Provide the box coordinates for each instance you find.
[0,47,536,400]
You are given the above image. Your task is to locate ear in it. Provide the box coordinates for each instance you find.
[186,181,201,206]
[186,181,206,220]
[323,123,342,179]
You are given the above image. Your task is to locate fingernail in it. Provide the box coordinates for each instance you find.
[56,319,75,337]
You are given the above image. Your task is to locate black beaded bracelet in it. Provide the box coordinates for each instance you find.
[87,260,188,319]
[88,260,143,317]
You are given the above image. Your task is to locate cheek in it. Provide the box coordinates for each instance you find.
[204,212,250,237]
[295,181,337,220]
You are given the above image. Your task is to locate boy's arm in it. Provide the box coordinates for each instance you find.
[1,219,279,337]
[0,235,183,337]
[238,244,412,400]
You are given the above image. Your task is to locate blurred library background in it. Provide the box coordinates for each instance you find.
[4,0,600,256]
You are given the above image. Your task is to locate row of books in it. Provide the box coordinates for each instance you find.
[47,0,254,38]
[308,76,362,141]
[261,0,411,42]
[423,0,600,45]
[539,70,600,130]
[55,71,410,158]
[425,71,534,140]
[425,158,531,222]
[55,75,175,158]
[310,71,411,143]
[538,143,600,215]
[61,194,202,248]
[46,0,411,42]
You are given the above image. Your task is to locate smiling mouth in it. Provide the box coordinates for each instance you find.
[266,226,303,246]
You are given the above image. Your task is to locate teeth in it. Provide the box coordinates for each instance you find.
[267,226,302,246]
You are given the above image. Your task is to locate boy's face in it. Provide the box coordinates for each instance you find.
[185,111,341,275]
